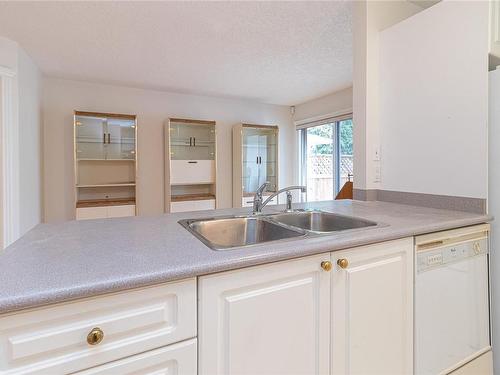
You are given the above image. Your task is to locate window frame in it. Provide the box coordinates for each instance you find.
[297,114,352,200]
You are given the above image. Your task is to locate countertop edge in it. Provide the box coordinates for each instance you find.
[0,214,491,315]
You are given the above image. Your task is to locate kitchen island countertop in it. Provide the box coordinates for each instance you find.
[0,200,491,314]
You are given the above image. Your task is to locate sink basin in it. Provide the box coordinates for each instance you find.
[269,210,377,233]
[179,216,305,250]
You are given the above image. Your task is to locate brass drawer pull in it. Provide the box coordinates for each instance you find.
[321,261,332,271]
[337,258,349,269]
[87,327,104,345]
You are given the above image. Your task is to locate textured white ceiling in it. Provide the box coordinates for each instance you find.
[0,1,352,105]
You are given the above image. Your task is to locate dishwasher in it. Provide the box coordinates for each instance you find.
[415,224,492,375]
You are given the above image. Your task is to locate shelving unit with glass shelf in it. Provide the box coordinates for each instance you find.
[165,118,217,213]
[74,111,137,220]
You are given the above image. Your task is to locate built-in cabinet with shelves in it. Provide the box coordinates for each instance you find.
[74,112,137,220]
[232,123,279,207]
[165,118,216,213]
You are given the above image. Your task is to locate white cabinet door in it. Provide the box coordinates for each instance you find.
[331,238,413,375]
[199,254,331,375]
[170,160,215,185]
[76,205,135,220]
[107,204,136,218]
[170,199,215,213]
[75,338,197,375]
[76,206,108,220]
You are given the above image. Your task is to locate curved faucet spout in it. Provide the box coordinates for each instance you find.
[252,182,271,214]
[253,185,307,214]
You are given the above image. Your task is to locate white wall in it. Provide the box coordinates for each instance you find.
[352,1,424,191]
[379,1,488,198]
[43,78,294,222]
[293,86,352,123]
[0,37,17,70]
[17,48,42,235]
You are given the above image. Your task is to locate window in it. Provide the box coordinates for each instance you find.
[298,117,353,202]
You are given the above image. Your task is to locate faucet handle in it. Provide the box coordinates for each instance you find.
[285,191,293,211]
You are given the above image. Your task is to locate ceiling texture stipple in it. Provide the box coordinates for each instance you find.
[0,1,352,106]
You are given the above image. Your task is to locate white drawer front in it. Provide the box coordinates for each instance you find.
[171,199,215,213]
[107,204,135,218]
[0,279,196,374]
[77,205,136,220]
[170,160,215,185]
[76,207,108,220]
[75,339,197,375]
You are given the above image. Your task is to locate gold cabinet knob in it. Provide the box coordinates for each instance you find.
[321,261,332,271]
[337,258,349,269]
[87,327,104,346]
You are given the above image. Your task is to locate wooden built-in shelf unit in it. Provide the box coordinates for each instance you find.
[74,111,137,220]
[165,118,217,213]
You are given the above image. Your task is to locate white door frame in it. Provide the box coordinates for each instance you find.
[0,65,19,248]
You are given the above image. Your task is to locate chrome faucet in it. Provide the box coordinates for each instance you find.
[252,183,307,214]
[252,182,271,213]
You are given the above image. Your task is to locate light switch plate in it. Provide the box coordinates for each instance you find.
[373,145,381,161]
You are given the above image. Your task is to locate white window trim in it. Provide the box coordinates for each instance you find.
[294,107,353,129]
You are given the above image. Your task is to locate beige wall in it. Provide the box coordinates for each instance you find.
[43,78,294,222]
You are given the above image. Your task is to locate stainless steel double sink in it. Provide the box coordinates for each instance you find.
[179,210,379,250]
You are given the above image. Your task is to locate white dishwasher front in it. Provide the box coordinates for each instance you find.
[415,225,491,375]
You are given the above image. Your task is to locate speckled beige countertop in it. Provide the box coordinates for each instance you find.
[0,200,491,314]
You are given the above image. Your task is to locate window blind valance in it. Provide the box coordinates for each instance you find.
[295,109,353,130]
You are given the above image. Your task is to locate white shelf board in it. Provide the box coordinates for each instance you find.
[170,182,215,186]
[76,183,136,188]
[77,158,135,162]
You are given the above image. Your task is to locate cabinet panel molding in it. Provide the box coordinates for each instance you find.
[0,279,196,374]
[199,254,330,375]
[74,338,197,375]
[331,238,413,375]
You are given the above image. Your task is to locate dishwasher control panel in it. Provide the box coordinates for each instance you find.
[417,237,488,273]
